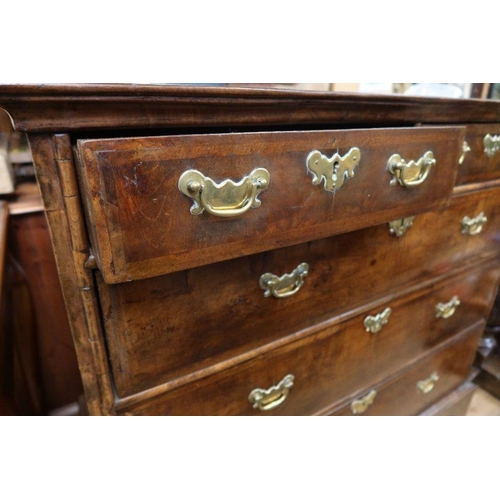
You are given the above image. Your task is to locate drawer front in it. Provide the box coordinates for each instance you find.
[419,380,476,416]
[99,187,500,397]
[77,126,463,283]
[457,124,500,185]
[329,322,483,416]
[113,262,498,410]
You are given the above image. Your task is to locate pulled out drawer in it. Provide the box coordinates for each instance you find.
[112,261,497,412]
[77,126,463,283]
[328,322,483,416]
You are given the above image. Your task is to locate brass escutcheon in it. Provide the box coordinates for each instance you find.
[461,212,487,236]
[388,216,415,237]
[178,167,270,217]
[260,263,309,299]
[364,307,391,334]
[417,372,439,394]
[248,374,295,411]
[306,147,361,193]
[459,141,471,164]
[387,151,435,188]
[484,134,500,158]
[351,390,377,415]
[435,296,460,319]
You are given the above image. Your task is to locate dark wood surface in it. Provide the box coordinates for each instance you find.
[77,127,463,283]
[7,209,83,412]
[112,261,498,408]
[419,380,477,416]
[28,134,114,415]
[100,235,500,398]
[328,322,484,417]
[1,85,500,132]
[1,86,499,415]
[458,124,500,185]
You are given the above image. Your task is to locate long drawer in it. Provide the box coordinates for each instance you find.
[328,322,483,416]
[77,126,463,283]
[99,197,500,397]
[112,262,499,411]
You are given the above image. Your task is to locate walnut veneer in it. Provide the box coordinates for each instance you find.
[1,85,499,415]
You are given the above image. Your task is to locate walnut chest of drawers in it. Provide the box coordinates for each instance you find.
[2,85,500,416]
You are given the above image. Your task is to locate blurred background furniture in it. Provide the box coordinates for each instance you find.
[0,108,83,416]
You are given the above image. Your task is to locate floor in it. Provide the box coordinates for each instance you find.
[467,388,500,416]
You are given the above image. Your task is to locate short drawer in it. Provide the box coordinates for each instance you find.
[456,124,500,185]
[113,262,497,411]
[328,322,483,416]
[77,126,463,283]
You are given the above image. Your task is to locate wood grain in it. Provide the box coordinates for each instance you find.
[98,181,500,397]
[457,124,500,185]
[1,85,500,132]
[78,126,463,283]
[112,261,499,409]
[28,134,115,415]
[328,322,484,416]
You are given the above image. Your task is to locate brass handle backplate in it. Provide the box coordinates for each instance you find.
[484,134,500,158]
[364,307,391,334]
[462,212,487,236]
[387,151,435,188]
[388,216,415,237]
[351,389,377,415]
[306,147,361,193]
[178,167,270,217]
[435,296,460,319]
[417,372,439,394]
[248,374,295,411]
[260,263,309,299]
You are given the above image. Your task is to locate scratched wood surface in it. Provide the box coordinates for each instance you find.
[77,126,463,283]
[105,260,500,399]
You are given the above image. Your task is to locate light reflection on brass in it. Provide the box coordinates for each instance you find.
[306,147,361,193]
[461,212,487,236]
[459,141,471,164]
[351,390,377,415]
[417,372,439,394]
[260,263,309,299]
[248,374,295,411]
[364,307,391,334]
[484,134,500,158]
[388,216,415,237]
[387,151,435,188]
[435,296,460,319]
[178,167,270,217]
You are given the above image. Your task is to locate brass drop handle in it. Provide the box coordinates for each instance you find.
[178,167,270,217]
[248,374,295,411]
[435,296,460,319]
[459,141,471,164]
[364,307,391,334]
[417,372,439,394]
[306,147,361,193]
[260,263,309,299]
[484,134,500,158]
[462,212,487,236]
[351,390,377,415]
[387,151,435,188]
[388,216,415,237]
